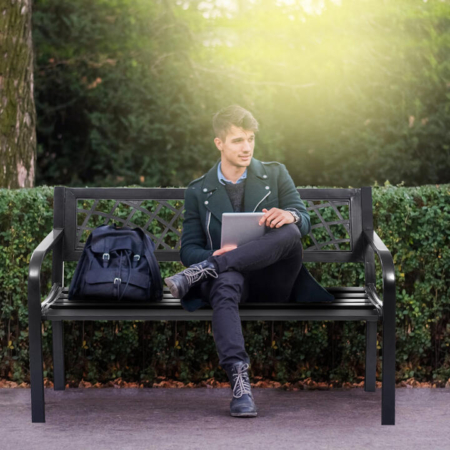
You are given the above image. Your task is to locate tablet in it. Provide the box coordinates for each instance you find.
[221,212,266,248]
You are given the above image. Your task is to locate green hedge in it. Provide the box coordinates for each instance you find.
[0,184,449,385]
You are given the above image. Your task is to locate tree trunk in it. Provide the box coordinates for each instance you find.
[0,0,36,188]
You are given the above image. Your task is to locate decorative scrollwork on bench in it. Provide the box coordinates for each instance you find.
[75,197,352,253]
[76,199,184,251]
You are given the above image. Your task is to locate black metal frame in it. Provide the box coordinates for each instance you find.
[27,186,396,425]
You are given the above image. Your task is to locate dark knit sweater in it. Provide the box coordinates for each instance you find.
[224,179,246,212]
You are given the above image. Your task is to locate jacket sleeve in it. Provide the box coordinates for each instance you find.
[278,164,311,237]
[179,186,214,268]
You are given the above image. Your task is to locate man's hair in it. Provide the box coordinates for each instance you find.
[212,104,259,142]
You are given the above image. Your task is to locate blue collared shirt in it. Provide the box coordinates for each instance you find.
[217,161,248,185]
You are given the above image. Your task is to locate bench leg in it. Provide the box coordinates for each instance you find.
[29,316,45,423]
[381,312,396,425]
[364,321,377,392]
[52,321,65,391]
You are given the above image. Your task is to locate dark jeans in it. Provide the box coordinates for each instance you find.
[202,223,303,373]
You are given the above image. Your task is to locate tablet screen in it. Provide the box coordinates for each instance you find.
[221,212,266,248]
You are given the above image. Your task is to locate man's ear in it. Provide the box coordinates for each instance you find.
[214,137,223,151]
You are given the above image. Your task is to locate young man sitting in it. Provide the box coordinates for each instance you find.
[165,104,319,417]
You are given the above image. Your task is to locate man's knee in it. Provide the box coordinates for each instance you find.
[285,222,301,240]
[270,222,301,244]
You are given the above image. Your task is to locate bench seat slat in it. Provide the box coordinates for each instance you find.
[50,300,375,309]
[58,287,370,300]
[60,286,368,293]
[58,291,370,300]
[48,287,377,313]
[42,307,380,322]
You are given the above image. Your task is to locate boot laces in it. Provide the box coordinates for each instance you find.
[183,265,218,285]
[232,363,252,398]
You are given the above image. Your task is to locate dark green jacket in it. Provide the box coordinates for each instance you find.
[179,157,334,312]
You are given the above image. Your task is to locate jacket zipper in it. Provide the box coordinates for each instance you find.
[253,191,271,212]
[206,210,213,250]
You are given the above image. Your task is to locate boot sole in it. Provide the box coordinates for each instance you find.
[164,278,180,298]
[230,412,258,417]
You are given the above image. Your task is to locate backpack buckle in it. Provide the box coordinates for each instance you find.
[114,277,121,285]
[103,253,110,261]
[133,254,140,262]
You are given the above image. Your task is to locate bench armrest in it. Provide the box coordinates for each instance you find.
[28,229,64,313]
[363,230,396,310]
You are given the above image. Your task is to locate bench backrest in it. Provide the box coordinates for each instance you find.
[54,186,374,264]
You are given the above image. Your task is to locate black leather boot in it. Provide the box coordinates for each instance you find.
[164,258,218,299]
[225,362,258,417]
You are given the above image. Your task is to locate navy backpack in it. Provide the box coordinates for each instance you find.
[68,224,163,302]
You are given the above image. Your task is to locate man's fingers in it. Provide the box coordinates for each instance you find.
[259,208,276,226]
[259,208,275,226]
[259,208,288,227]
[270,215,284,228]
[259,209,268,226]
[265,209,281,227]
[217,245,237,255]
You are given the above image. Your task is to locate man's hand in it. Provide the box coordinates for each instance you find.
[213,244,237,256]
[259,208,295,228]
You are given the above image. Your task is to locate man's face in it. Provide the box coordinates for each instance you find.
[214,125,255,169]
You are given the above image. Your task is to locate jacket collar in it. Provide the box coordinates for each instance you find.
[201,157,272,223]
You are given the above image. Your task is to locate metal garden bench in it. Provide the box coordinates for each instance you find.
[28,186,396,424]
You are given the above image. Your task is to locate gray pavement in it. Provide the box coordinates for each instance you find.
[1,387,449,450]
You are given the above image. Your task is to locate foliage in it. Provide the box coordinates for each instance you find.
[33,0,450,188]
[0,184,449,385]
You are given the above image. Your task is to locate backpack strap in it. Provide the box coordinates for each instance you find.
[135,227,163,301]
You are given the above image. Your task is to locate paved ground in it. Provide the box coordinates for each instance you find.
[1,387,449,450]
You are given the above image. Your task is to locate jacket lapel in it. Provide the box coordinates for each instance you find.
[201,157,272,223]
[201,158,233,223]
[243,159,272,213]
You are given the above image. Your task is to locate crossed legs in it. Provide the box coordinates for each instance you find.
[201,223,303,372]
